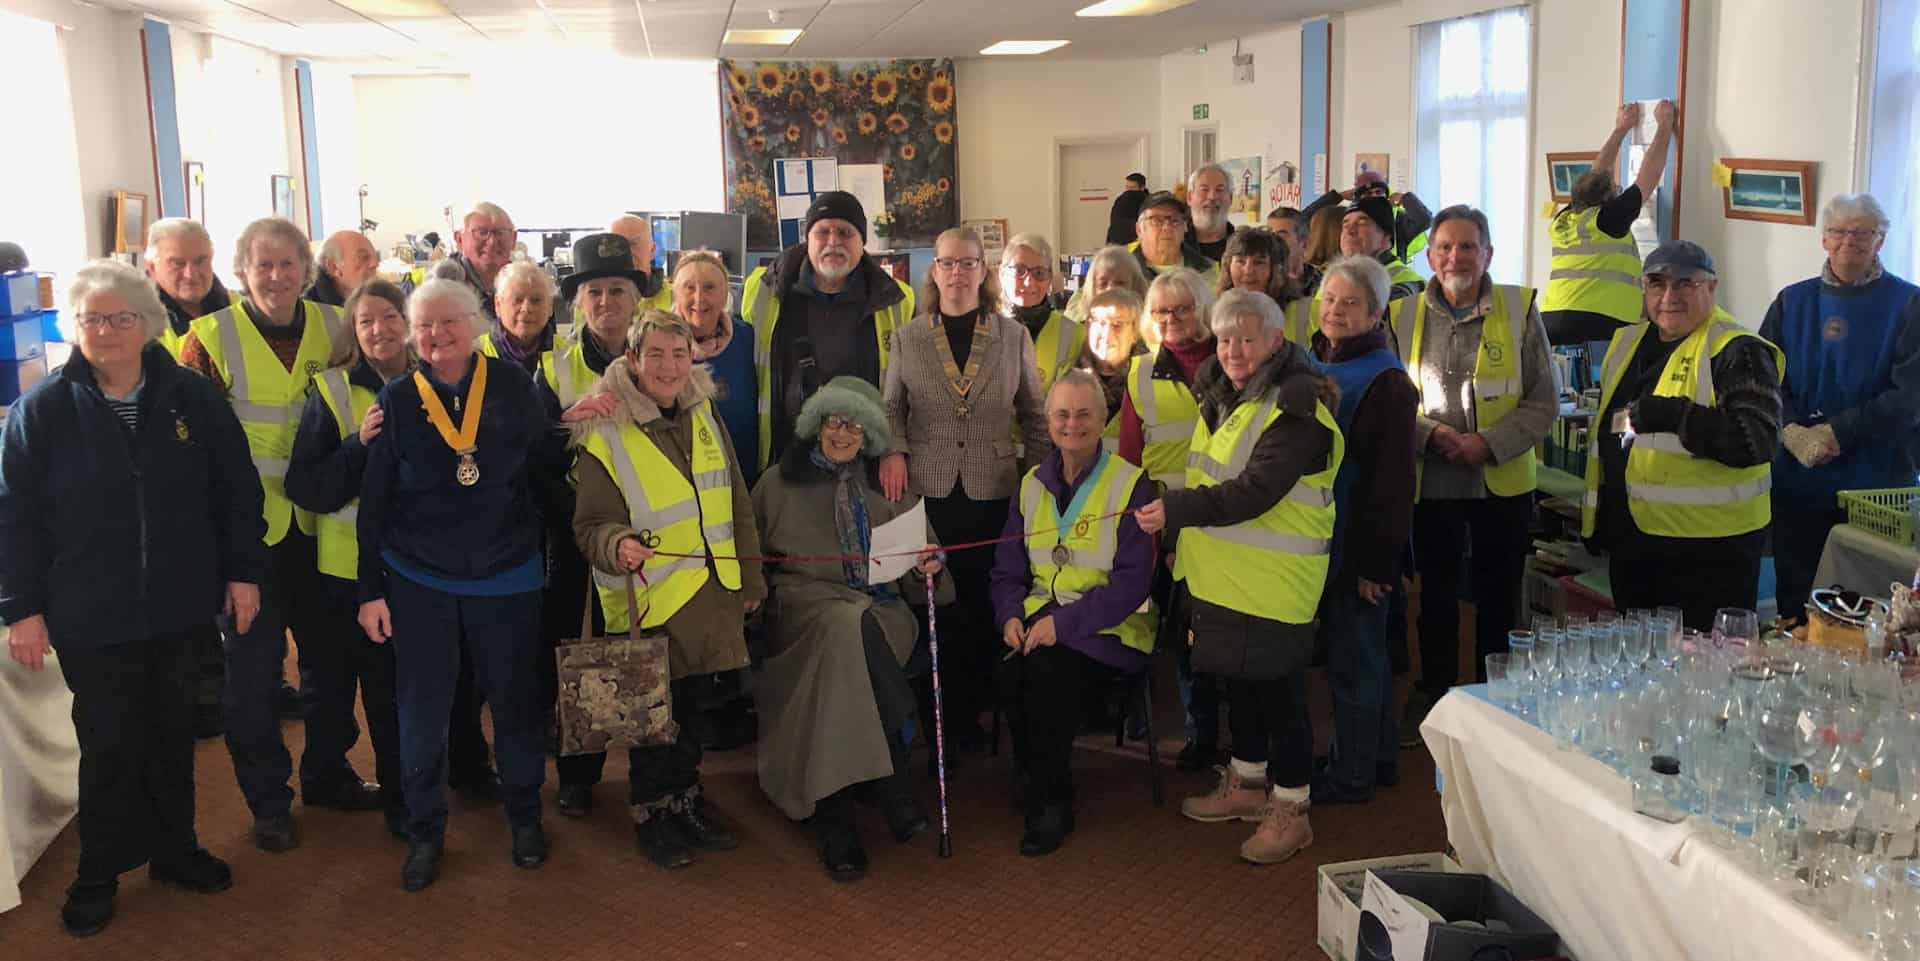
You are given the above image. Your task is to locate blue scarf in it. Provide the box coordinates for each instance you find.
[811,447,877,593]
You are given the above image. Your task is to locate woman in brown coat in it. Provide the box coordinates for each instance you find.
[571,311,766,870]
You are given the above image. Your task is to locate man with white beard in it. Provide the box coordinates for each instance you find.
[1184,164,1236,262]
[743,191,917,468]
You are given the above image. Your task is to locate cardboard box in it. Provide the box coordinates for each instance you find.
[1368,869,1561,961]
[1317,852,1461,961]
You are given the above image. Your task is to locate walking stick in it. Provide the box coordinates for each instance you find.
[925,570,953,858]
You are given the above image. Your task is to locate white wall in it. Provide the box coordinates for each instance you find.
[310,62,363,242]
[1679,0,1865,325]
[1331,4,1416,202]
[1526,0,1621,289]
[351,74,477,254]
[1156,26,1304,195]
[171,31,305,279]
[56,6,157,261]
[955,56,1162,244]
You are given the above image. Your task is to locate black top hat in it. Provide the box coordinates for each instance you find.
[562,232,651,299]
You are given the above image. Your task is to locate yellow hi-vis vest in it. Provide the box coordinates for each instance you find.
[1383,256,1424,289]
[1580,311,1783,539]
[1172,388,1344,624]
[1125,350,1200,490]
[164,292,244,359]
[190,300,342,545]
[539,337,602,411]
[311,367,375,580]
[1018,452,1157,654]
[581,402,742,633]
[743,263,915,470]
[1283,296,1318,347]
[1032,310,1086,391]
[1542,207,1644,324]
[1391,285,1539,498]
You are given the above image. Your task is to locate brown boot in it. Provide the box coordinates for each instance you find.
[1180,765,1269,823]
[1240,796,1313,864]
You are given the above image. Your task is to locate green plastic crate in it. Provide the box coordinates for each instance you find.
[1837,487,1919,546]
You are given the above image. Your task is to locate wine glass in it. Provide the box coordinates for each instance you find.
[1752,684,1808,807]
[1713,607,1758,656]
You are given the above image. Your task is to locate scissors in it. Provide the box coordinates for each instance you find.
[635,529,662,549]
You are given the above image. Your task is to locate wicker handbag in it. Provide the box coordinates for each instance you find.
[554,577,676,756]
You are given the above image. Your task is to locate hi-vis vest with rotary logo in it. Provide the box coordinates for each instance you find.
[742,264,915,470]
[581,402,742,633]
[1018,452,1156,654]
[1172,387,1344,624]
[189,300,342,545]
[311,368,376,579]
[1581,311,1783,539]
[1126,350,1201,490]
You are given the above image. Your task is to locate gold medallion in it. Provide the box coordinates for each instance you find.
[456,450,480,486]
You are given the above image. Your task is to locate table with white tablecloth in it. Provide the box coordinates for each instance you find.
[1815,522,1919,599]
[1422,688,1868,961]
[0,652,80,914]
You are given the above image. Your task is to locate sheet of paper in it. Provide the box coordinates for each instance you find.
[1634,99,1662,145]
[1360,871,1433,961]
[867,500,930,584]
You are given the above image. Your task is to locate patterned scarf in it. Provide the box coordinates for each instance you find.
[812,446,873,591]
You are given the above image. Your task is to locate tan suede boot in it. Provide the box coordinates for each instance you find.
[1239,797,1313,864]
[1180,765,1269,823]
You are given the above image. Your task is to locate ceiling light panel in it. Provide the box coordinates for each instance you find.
[979,39,1070,55]
[1074,0,1197,17]
[722,28,803,43]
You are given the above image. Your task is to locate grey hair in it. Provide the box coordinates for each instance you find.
[1320,255,1391,316]
[407,278,483,353]
[1047,367,1109,423]
[1822,193,1890,231]
[626,309,695,353]
[1146,267,1216,327]
[144,217,210,263]
[1004,232,1054,265]
[1187,163,1229,191]
[232,217,317,296]
[458,201,514,230]
[494,260,555,300]
[64,259,168,344]
[1210,288,1286,338]
[1087,245,1149,296]
[670,249,736,317]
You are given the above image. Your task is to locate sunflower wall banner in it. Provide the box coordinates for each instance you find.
[720,59,958,250]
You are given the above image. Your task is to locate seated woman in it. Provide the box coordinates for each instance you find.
[752,375,941,882]
[988,370,1156,857]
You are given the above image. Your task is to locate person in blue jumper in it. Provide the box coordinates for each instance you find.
[1759,192,1920,624]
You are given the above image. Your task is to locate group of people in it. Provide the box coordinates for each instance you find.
[3,95,1918,939]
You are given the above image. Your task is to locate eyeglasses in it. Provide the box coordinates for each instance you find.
[77,311,142,331]
[1139,215,1185,229]
[466,227,512,240]
[822,415,866,435]
[934,257,983,272]
[1005,265,1052,280]
[1823,227,1883,241]
[1150,304,1195,319]
[1642,276,1706,294]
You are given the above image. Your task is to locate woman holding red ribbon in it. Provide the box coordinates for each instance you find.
[354,278,552,892]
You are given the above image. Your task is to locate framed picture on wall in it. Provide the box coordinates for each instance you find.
[185,162,206,224]
[1720,158,1816,225]
[113,191,149,254]
[271,175,297,221]
[1545,153,1596,204]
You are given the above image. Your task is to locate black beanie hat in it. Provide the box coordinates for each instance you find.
[1349,196,1395,239]
[804,191,867,238]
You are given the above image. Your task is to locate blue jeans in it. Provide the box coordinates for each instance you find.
[386,571,545,842]
[1322,586,1397,788]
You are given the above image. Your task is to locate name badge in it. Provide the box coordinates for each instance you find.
[1611,409,1632,435]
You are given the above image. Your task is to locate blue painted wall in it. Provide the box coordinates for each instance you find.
[1301,19,1332,204]
[295,60,323,235]
[1620,0,1687,241]
[141,18,185,218]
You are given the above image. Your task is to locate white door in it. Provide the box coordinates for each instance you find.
[1058,139,1141,258]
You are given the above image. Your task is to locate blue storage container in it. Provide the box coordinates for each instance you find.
[34,309,61,344]
[0,272,39,317]
[0,356,48,405]
[0,314,45,362]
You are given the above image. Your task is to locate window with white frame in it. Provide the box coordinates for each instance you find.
[0,11,87,288]
[1411,5,1532,283]
[1869,0,1920,278]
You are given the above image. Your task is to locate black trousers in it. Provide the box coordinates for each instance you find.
[61,627,203,882]
[314,579,403,812]
[923,492,1009,741]
[221,532,352,818]
[558,676,706,808]
[1609,540,1763,633]
[1772,505,1847,622]
[1412,495,1533,694]
[195,629,224,718]
[1226,673,1313,790]
[998,639,1113,805]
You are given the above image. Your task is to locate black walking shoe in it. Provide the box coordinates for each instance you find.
[668,793,738,851]
[819,824,868,882]
[1176,739,1219,772]
[448,768,501,802]
[251,814,300,853]
[148,849,232,893]
[1019,803,1073,857]
[401,840,442,892]
[881,793,930,843]
[555,784,594,818]
[61,879,116,938]
[634,812,694,869]
[275,682,303,721]
[304,779,385,812]
[510,821,548,869]
[1310,770,1375,807]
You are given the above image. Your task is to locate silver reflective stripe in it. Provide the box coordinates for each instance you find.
[1285,484,1335,508]
[704,520,735,544]
[596,425,658,532]
[232,400,294,423]
[255,456,289,480]
[217,308,252,402]
[1153,473,1187,490]
[1693,322,1742,405]
[1632,432,1687,454]
[693,468,730,490]
[1476,376,1521,397]
[1548,267,1642,287]
[1582,491,1599,507]
[1628,475,1772,506]
[594,554,705,590]
[1554,241,1640,256]
[318,370,354,441]
[1131,355,1158,424]
[1559,215,1639,257]
[750,277,775,417]
[330,503,358,525]
[1214,393,1278,480]
[556,349,579,409]
[1192,524,1330,555]
[1143,419,1196,445]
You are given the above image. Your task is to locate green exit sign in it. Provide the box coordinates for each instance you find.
[1193,103,1210,120]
